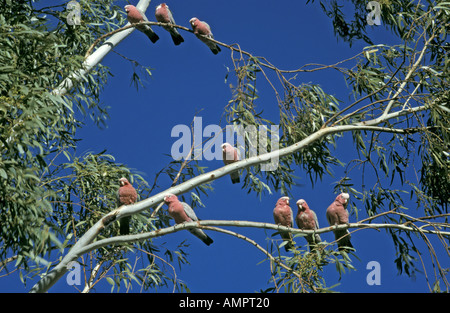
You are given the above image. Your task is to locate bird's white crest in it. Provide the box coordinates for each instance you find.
[164,193,175,201]
[124,5,130,12]
[189,17,197,25]
[296,199,305,207]
[341,192,350,203]
[156,3,167,10]
[119,177,127,186]
[280,196,289,205]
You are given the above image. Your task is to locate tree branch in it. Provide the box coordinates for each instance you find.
[51,0,152,96]
[380,34,435,118]
[30,213,449,293]
[77,219,450,255]
[29,115,434,293]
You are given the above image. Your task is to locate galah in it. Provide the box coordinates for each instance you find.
[221,143,240,184]
[124,4,159,43]
[118,177,137,235]
[326,192,354,252]
[273,196,294,251]
[295,199,321,250]
[163,194,213,246]
[155,3,184,45]
[189,17,221,55]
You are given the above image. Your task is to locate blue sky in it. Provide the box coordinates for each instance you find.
[2,0,447,293]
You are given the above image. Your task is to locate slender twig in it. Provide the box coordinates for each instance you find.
[198,225,306,288]
[135,247,178,293]
[324,56,405,128]
[380,34,435,118]
[84,20,364,76]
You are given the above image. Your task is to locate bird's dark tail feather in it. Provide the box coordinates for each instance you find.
[210,44,221,55]
[120,216,130,235]
[202,235,214,246]
[145,31,159,43]
[306,234,322,251]
[171,33,184,45]
[284,241,294,252]
[230,171,240,184]
[335,230,354,252]
[281,233,294,252]
[190,229,214,246]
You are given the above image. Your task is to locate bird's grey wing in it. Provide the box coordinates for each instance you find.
[290,207,294,227]
[182,202,199,221]
[312,210,319,229]
[167,7,176,24]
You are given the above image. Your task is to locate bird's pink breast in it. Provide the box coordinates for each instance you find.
[297,211,315,229]
[274,205,292,226]
[127,8,143,23]
[169,202,192,224]
[119,186,137,204]
[194,22,210,36]
[155,8,169,22]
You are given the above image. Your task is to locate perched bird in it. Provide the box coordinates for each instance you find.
[125,4,159,43]
[155,3,184,45]
[326,192,354,252]
[189,17,221,54]
[118,177,137,235]
[163,194,213,246]
[295,199,321,250]
[221,143,240,184]
[273,196,294,251]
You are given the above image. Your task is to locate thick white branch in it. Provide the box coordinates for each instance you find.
[113,122,427,221]
[356,105,427,127]
[52,30,132,96]
[51,0,152,96]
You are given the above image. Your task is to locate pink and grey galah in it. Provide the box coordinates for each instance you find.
[125,4,159,43]
[189,17,221,55]
[326,192,354,252]
[155,3,184,45]
[163,194,213,246]
[118,177,138,235]
[221,143,240,184]
[295,199,321,250]
[273,196,294,251]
